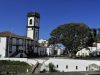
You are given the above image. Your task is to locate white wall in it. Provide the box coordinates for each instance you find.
[47,47,54,56]
[57,49,61,55]
[57,49,64,55]
[76,48,90,57]
[97,43,100,49]
[27,17,35,40]
[41,59,100,72]
[27,30,34,40]
[38,39,48,47]
[0,37,7,58]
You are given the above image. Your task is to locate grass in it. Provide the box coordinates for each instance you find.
[0,60,32,73]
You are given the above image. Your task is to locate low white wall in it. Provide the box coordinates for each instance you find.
[41,59,100,72]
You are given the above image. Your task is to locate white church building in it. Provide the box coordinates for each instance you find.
[0,12,46,58]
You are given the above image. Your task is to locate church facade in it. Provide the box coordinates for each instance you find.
[0,12,46,58]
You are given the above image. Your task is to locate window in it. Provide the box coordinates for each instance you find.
[30,19,32,24]
[9,45,12,53]
[9,51,12,53]
[57,65,58,68]
[35,32,38,39]
[66,65,68,69]
[76,66,78,70]
[86,66,88,70]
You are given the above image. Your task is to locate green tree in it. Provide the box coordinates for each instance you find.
[97,28,100,43]
[49,23,91,56]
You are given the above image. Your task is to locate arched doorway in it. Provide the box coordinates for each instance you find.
[20,54,23,58]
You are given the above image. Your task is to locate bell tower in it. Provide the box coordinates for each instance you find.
[27,12,40,41]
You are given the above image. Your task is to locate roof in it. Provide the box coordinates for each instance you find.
[27,12,40,18]
[0,31,33,40]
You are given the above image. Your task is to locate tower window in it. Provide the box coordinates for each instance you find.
[35,32,38,39]
[30,19,32,24]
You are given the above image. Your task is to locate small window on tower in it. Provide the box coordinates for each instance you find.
[35,32,38,38]
[30,19,32,24]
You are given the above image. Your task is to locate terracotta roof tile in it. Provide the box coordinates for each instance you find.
[0,31,33,40]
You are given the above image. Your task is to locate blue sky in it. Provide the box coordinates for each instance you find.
[0,0,100,39]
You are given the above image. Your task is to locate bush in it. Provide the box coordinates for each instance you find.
[48,63,55,72]
[40,69,46,73]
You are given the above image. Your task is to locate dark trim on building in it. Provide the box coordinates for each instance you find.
[27,12,40,18]
[9,38,12,53]
[26,26,39,29]
[16,38,19,52]
[34,18,35,40]
[5,37,8,57]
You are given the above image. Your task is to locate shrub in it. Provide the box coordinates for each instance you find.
[48,63,55,72]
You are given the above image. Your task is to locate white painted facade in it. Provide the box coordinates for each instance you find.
[76,48,90,57]
[38,39,48,47]
[0,37,7,58]
[46,44,65,56]
[0,34,35,58]
[57,49,64,55]
[41,59,100,72]
[97,43,100,49]
[27,12,40,41]
[0,12,42,58]
[27,17,35,40]
[76,43,100,57]
[47,47,54,56]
